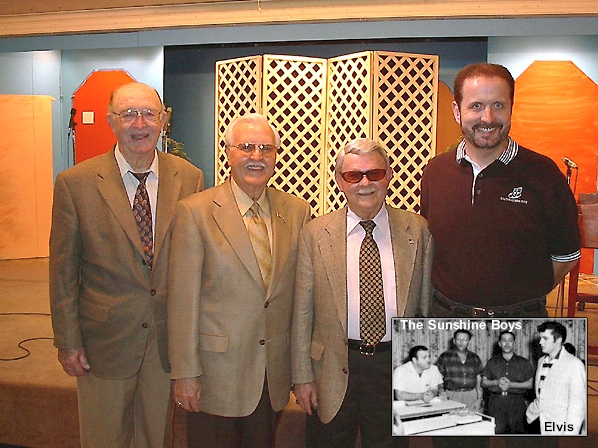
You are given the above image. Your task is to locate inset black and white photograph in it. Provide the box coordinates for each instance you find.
[392,318,588,437]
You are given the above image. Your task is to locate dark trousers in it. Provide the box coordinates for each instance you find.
[488,393,526,434]
[306,348,407,448]
[187,378,281,448]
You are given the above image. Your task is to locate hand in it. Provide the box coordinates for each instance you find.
[58,347,90,377]
[174,377,201,412]
[293,382,318,416]
[393,411,405,435]
[498,377,510,391]
[474,398,483,412]
[422,391,434,403]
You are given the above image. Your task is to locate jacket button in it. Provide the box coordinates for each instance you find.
[264,301,269,308]
[150,289,156,296]
[342,368,348,374]
[259,339,266,345]
[142,322,149,328]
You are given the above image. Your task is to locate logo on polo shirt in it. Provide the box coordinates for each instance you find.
[501,186,528,204]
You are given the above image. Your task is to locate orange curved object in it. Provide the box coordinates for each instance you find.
[72,70,136,164]
[511,61,598,273]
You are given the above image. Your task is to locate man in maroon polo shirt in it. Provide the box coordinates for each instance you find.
[420,63,581,448]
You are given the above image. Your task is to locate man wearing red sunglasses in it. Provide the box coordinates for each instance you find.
[292,138,433,447]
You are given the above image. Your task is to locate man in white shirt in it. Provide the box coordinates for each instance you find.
[292,138,434,447]
[394,345,444,402]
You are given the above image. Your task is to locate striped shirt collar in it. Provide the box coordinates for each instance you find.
[456,136,519,165]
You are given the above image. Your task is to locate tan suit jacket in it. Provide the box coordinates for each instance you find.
[291,205,434,423]
[50,150,204,379]
[167,179,311,417]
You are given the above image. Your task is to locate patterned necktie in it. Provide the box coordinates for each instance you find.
[359,220,386,345]
[131,172,153,270]
[247,202,272,289]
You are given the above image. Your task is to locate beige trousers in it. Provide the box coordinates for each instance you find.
[77,326,173,448]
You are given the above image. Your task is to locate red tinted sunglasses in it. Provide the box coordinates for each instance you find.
[340,169,387,183]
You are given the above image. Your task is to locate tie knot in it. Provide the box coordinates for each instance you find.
[250,202,261,218]
[360,220,376,235]
[131,171,150,184]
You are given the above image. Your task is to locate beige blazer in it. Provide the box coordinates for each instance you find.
[167,179,311,417]
[291,205,434,423]
[50,150,204,379]
[526,349,586,435]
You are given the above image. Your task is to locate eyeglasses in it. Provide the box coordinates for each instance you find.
[112,109,161,124]
[229,142,278,157]
[340,169,387,183]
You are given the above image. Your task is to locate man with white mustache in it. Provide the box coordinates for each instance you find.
[167,113,311,448]
[420,64,581,448]
[292,138,433,447]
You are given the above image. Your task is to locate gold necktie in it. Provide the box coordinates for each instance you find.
[131,172,153,270]
[247,202,272,289]
[359,220,386,344]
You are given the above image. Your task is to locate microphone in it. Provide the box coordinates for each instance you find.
[562,157,578,169]
[68,108,76,132]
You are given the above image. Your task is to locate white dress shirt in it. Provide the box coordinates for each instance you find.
[114,145,159,239]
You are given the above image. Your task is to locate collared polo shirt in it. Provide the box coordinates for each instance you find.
[421,138,581,306]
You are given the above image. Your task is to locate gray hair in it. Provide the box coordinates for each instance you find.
[335,138,390,175]
[224,113,281,148]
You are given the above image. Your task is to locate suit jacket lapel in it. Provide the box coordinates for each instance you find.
[318,209,348,334]
[96,151,145,259]
[212,180,265,293]
[388,206,417,317]
[154,151,182,264]
[267,188,291,298]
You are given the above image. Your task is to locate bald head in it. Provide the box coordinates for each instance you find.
[108,82,163,114]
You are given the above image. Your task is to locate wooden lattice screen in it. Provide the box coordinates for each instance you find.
[215,55,262,182]
[262,55,328,216]
[373,52,439,213]
[215,51,438,216]
[325,52,373,213]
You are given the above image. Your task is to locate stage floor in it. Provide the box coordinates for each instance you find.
[1,258,597,448]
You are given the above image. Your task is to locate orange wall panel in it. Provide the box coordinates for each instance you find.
[510,61,598,273]
[436,80,462,154]
[0,95,54,259]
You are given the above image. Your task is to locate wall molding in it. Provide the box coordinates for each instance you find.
[1,0,597,38]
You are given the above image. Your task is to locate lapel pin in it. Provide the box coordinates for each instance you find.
[277,212,287,223]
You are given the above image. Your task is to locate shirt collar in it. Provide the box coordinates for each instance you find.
[346,204,389,237]
[230,177,271,219]
[546,347,563,362]
[114,144,159,179]
[455,136,519,166]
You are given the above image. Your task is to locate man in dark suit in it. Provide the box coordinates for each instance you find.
[50,82,204,448]
[291,138,433,447]
[167,113,311,447]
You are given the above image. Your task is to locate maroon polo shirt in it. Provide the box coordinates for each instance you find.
[421,141,580,307]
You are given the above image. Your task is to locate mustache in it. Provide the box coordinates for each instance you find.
[356,185,379,195]
[245,162,267,170]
